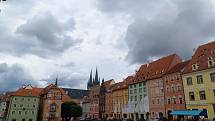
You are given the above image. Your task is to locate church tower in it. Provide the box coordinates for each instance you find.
[87,68,101,90]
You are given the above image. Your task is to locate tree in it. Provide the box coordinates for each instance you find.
[61,101,83,121]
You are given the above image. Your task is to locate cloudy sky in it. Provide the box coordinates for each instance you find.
[0,0,215,92]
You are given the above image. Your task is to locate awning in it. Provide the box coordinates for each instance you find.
[170,110,204,116]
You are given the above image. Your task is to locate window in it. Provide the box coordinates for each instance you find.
[25,111,27,115]
[29,119,32,121]
[139,88,143,93]
[143,87,147,92]
[213,104,215,114]
[134,89,137,93]
[22,98,24,101]
[210,73,215,82]
[213,89,215,97]
[33,105,36,108]
[22,119,25,121]
[157,98,159,104]
[130,96,133,101]
[19,111,21,115]
[192,64,198,70]
[14,104,16,107]
[168,99,171,104]
[14,98,17,101]
[189,92,195,101]
[56,94,62,100]
[130,85,132,88]
[208,57,214,67]
[178,85,181,91]
[50,103,57,112]
[12,119,16,121]
[28,99,30,101]
[12,111,15,114]
[32,111,34,114]
[152,99,155,104]
[172,97,176,104]
[166,86,169,93]
[140,95,142,101]
[134,84,136,88]
[197,75,203,84]
[179,97,183,104]
[187,77,193,85]
[135,96,137,101]
[130,90,133,94]
[199,91,206,100]
[139,83,142,86]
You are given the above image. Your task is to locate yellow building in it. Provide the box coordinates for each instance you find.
[111,77,133,119]
[182,41,215,119]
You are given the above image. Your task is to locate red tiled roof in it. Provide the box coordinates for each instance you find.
[166,60,191,74]
[104,79,115,89]
[133,54,182,83]
[12,87,43,97]
[183,41,215,74]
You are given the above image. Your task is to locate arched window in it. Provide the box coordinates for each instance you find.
[50,103,57,112]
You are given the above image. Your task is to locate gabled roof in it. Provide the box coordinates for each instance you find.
[132,54,182,84]
[183,41,215,74]
[11,87,43,97]
[166,60,191,74]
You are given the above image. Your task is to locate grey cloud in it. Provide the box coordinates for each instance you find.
[98,0,215,63]
[0,63,37,92]
[0,12,80,58]
[43,72,87,89]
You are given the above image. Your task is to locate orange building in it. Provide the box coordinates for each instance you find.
[40,84,71,121]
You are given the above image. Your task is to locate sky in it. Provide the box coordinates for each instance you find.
[0,0,215,92]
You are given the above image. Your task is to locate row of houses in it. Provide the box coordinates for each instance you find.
[81,41,215,120]
[0,81,74,121]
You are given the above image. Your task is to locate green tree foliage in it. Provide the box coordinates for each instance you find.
[61,101,82,121]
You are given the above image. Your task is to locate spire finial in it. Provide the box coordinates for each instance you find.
[55,76,58,86]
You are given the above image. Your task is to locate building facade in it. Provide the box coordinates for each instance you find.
[40,84,71,121]
[182,41,215,119]
[163,61,190,118]
[128,64,150,121]
[89,85,100,119]
[6,85,42,121]
[0,92,12,119]
[104,80,115,118]
[148,54,182,119]
[112,81,129,119]
[81,96,90,119]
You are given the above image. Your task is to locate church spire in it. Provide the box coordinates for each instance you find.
[87,69,93,89]
[94,67,99,85]
[55,76,58,86]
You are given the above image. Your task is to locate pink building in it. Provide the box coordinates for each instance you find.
[89,85,100,119]
[163,60,190,119]
[147,54,182,119]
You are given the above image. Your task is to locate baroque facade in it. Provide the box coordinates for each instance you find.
[182,41,215,119]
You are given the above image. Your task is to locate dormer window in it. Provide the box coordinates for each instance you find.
[208,57,214,67]
[192,64,198,70]
[211,50,215,54]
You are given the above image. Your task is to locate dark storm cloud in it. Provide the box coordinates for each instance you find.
[98,0,215,63]
[0,63,37,92]
[0,12,79,58]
